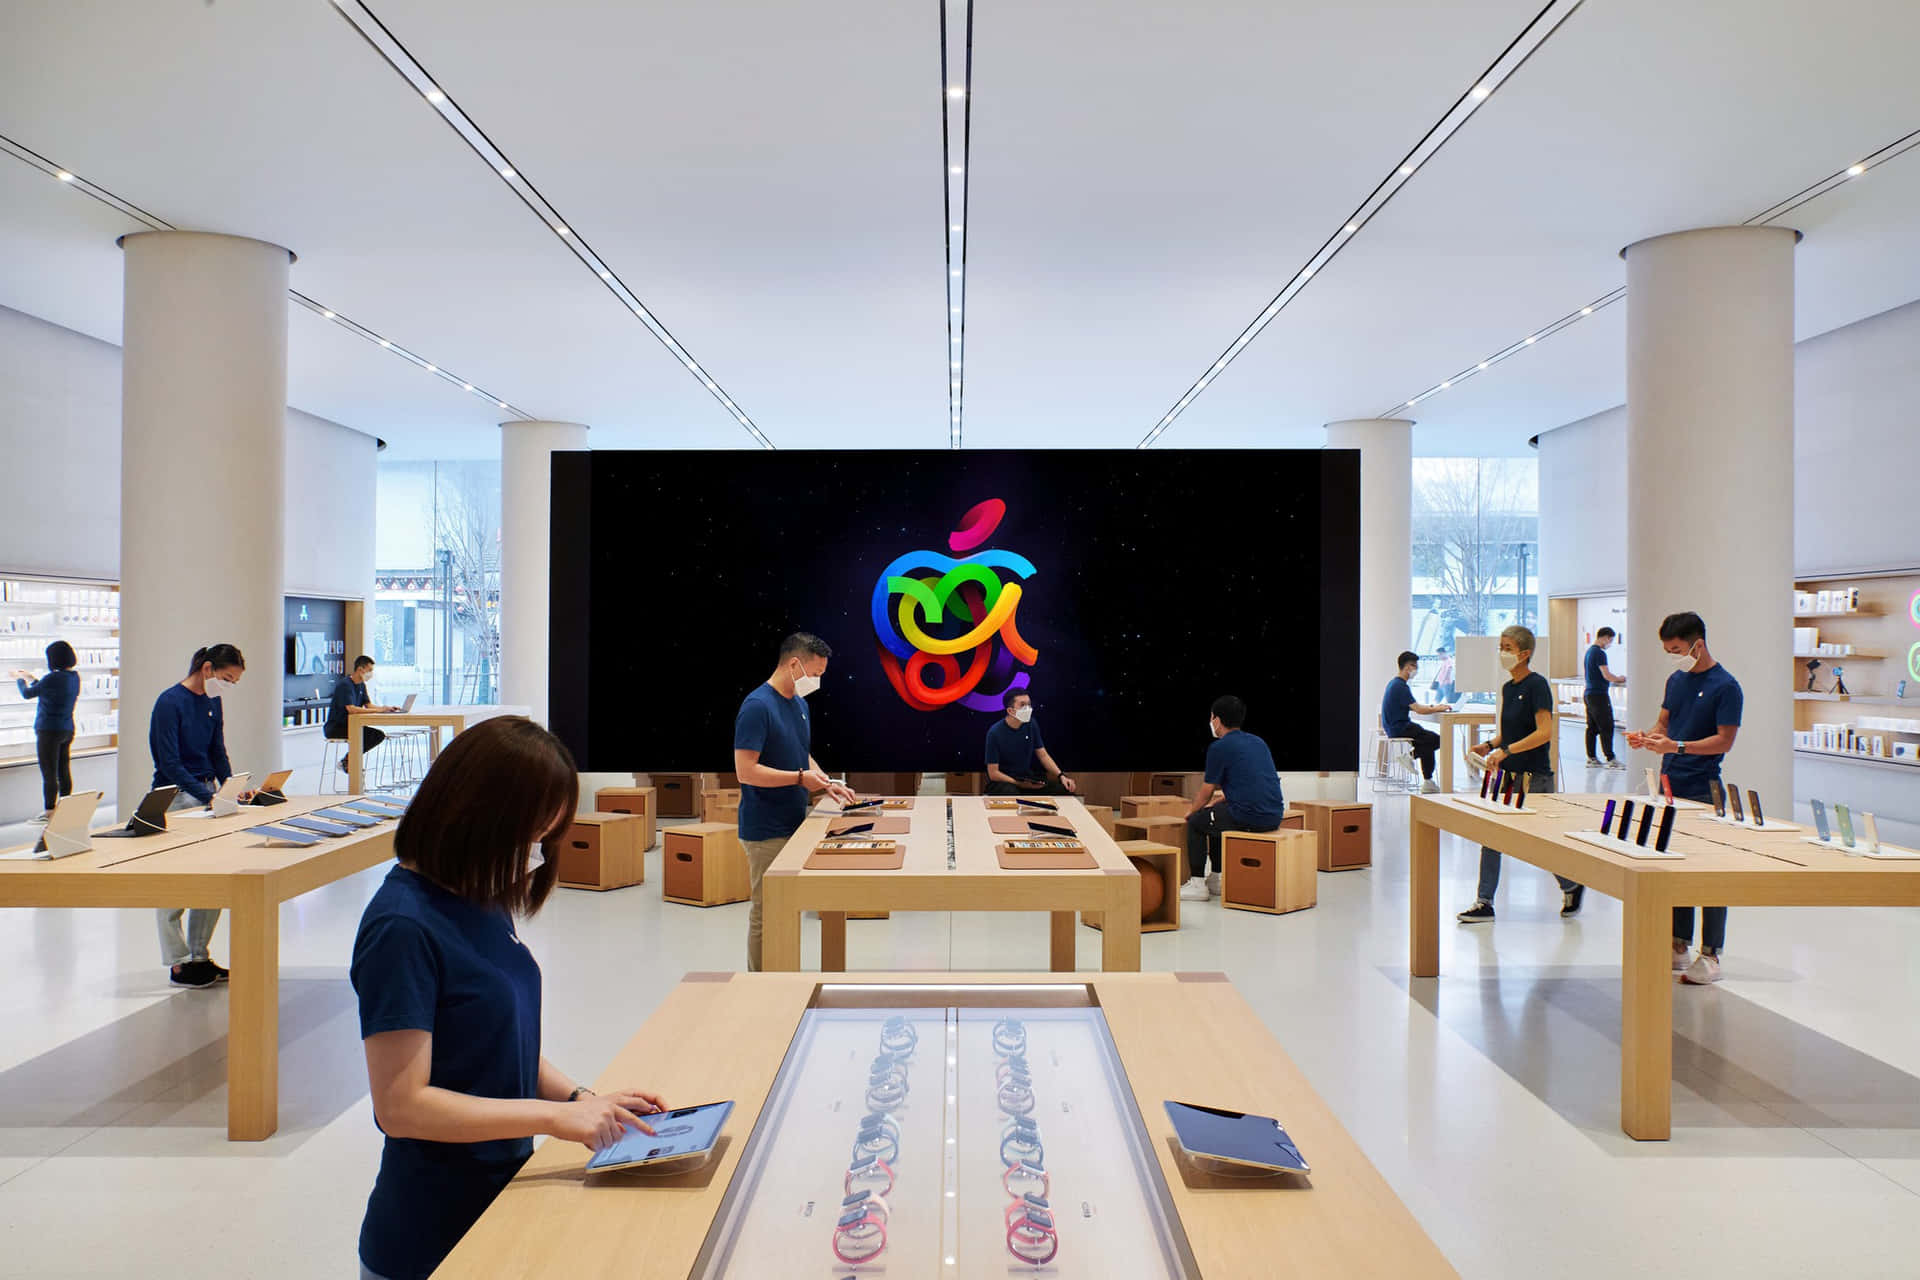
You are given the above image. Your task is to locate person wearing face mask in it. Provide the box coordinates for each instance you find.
[984,690,1075,796]
[351,716,666,1280]
[1179,695,1286,903]
[1382,650,1450,793]
[1626,611,1743,985]
[1582,626,1627,769]
[149,642,246,987]
[1456,625,1583,924]
[732,632,858,971]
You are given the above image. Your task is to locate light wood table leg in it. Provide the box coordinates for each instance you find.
[1621,883,1674,1140]
[1438,726,1454,794]
[759,873,803,972]
[1098,883,1142,972]
[1049,911,1076,972]
[347,732,363,796]
[1411,813,1440,978]
[227,876,279,1140]
[820,912,847,972]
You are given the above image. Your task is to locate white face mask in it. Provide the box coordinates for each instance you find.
[1497,651,1520,672]
[204,676,234,699]
[1666,645,1698,675]
[793,671,821,698]
[1209,719,1222,739]
[526,844,545,874]
[1013,706,1033,724]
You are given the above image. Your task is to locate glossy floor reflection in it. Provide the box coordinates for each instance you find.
[3,753,1920,1276]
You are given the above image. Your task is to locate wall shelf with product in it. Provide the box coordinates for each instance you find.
[1546,592,1628,722]
[281,595,368,731]
[0,574,121,770]
[1790,570,1920,759]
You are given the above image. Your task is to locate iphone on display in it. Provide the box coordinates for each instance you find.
[1644,768,1660,799]
[1635,804,1656,846]
[1617,800,1635,841]
[1655,804,1678,853]
[1810,799,1831,843]
[1860,812,1882,854]
[1708,779,1726,818]
[1513,774,1529,809]
[1728,786,1746,824]
[1480,766,1493,800]
[1834,803,1856,848]
[1601,799,1617,836]
[1747,789,1765,827]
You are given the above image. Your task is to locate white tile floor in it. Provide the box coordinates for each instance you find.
[4,742,1920,1277]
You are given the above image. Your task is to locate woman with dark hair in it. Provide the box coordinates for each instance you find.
[150,643,247,988]
[12,640,80,820]
[351,716,665,1280]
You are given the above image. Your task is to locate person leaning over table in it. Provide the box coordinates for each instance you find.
[984,687,1076,796]
[327,654,401,775]
[732,631,858,972]
[1179,694,1287,904]
[1456,625,1585,924]
[1625,610,1743,987]
[351,716,667,1280]
[149,642,248,989]
[12,639,80,821]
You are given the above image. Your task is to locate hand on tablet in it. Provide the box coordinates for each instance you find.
[556,1091,662,1150]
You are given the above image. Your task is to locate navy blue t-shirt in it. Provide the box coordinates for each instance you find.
[1202,731,1285,829]
[1380,676,1416,737]
[1583,644,1612,696]
[1497,672,1555,776]
[17,669,79,734]
[734,683,812,842]
[326,674,370,740]
[352,865,542,1280]
[985,718,1045,778]
[1659,663,1743,796]
[149,682,231,804]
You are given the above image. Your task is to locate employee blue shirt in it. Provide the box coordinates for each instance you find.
[149,682,232,804]
[1498,672,1555,776]
[734,682,812,842]
[1584,644,1613,696]
[326,675,370,740]
[985,717,1046,779]
[1659,662,1743,795]
[1380,676,1416,737]
[1203,730,1286,829]
[17,669,79,734]
[352,866,542,1280]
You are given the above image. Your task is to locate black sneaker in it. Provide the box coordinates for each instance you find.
[207,961,230,984]
[169,960,220,989]
[1561,885,1586,918]
[1456,900,1495,923]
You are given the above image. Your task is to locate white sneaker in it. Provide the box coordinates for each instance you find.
[1419,779,1441,794]
[1585,757,1602,769]
[1681,953,1722,985]
[1205,872,1221,897]
[1672,944,1691,973]
[1179,879,1211,902]
[1605,760,1625,770]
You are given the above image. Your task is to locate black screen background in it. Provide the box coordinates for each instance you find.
[550,449,1358,773]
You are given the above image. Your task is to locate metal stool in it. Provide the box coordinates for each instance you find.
[319,737,348,794]
[1372,736,1417,793]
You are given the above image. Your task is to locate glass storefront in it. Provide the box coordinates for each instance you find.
[373,459,502,706]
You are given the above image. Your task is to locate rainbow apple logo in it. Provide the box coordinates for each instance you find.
[871,498,1038,712]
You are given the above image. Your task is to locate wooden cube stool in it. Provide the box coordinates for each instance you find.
[700,787,742,823]
[1148,772,1201,800]
[1221,829,1316,914]
[556,813,645,891]
[662,822,750,907]
[1121,795,1185,821]
[1080,803,1117,838]
[944,771,984,795]
[594,786,657,851]
[645,773,699,818]
[1291,800,1373,871]
[1083,840,1179,934]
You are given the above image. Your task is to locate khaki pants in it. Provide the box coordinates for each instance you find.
[741,837,789,972]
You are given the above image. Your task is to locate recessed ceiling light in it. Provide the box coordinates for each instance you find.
[948,86,964,98]
[1470,83,1491,100]
[497,401,507,408]
[1344,223,1357,233]
[1198,376,1211,388]
[321,310,334,319]
[951,268,961,276]
[1524,335,1536,344]
[379,339,391,348]
[1847,163,1865,176]
[950,224,962,232]
[1477,362,1488,370]
[498,166,515,179]
[555,225,570,236]
[1581,306,1593,315]
[425,364,436,372]
[425,88,445,104]
[55,170,74,182]
[950,166,963,175]
[1399,165,1413,176]
[598,269,610,279]
[1440,380,1451,389]
[462,383,473,391]
[1302,265,1315,278]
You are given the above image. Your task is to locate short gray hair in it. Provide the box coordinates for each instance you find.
[1500,624,1535,657]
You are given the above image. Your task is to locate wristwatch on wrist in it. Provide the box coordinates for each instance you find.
[1676,741,1687,755]
[567,1086,592,1102]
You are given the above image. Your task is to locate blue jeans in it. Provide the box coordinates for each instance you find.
[1670,781,1727,951]
[158,780,222,965]
[1474,771,1579,900]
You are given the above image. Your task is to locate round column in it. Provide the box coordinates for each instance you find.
[500,420,589,725]
[1325,419,1413,773]
[119,231,291,815]
[1623,226,1797,804]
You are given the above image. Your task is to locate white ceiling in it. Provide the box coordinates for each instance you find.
[1,0,1918,459]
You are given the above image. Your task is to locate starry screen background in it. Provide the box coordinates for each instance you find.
[550,449,1359,773]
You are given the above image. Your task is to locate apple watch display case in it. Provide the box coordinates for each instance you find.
[691,987,1198,1278]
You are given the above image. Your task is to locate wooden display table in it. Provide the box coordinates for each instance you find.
[1409,792,1920,1140]
[761,797,1142,973]
[1433,709,1495,793]
[347,703,530,794]
[435,971,1457,1280]
[0,796,397,1140]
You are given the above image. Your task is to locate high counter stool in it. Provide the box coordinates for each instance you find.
[319,737,348,794]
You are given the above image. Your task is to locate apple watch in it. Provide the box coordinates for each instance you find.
[843,1189,892,1223]
[845,1155,895,1196]
[853,1125,900,1165]
[1000,1129,1044,1168]
[995,1055,1030,1083]
[832,1208,887,1265]
[997,1079,1037,1116]
[866,1075,909,1113]
[1002,1160,1049,1200]
[1006,1206,1059,1265]
[879,1018,918,1055]
[992,1018,1028,1057]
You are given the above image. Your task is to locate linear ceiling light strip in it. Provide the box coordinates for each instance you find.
[329,0,773,449]
[0,131,531,418]
[941,0,974,449]
[1135,0,1587,448]
[1378,123,1920,416]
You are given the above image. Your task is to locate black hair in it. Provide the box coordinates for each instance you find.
[45,641,77,671]
[779,632,833,662]
[187,643,246,675]
[1396,650,1419,670]
[1596,627,1616,640]
[1210,695,1246,729]
[353,654,375,672]
[1003,687,1031,710]
[1657,612,1705,645]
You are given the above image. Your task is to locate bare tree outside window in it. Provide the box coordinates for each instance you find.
[1412,458,1538,643]
[432,462,501,704]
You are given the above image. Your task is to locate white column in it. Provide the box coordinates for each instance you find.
[499,420,589,725]
[1623,226,1797,805]
[118,231,291,815]
[1325,419,1413,771]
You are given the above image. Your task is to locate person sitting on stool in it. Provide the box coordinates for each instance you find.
[1383,650,1450,792]
[327,655,400,776]
[984,689,1075,796]
[1180,695,1286,903]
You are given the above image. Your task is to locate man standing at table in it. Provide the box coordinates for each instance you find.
[984,689,1076,796]
[732,633,857,971]
[1179,695,1286,903]
[1583,627,1627,769]
[1627,611,1742,986]
[1382,650,1450,793]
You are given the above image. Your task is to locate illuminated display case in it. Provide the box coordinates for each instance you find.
[692,992,1197,1278]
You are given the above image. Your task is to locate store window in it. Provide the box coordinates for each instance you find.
[373,459,502,706]
[1408,457,1539,703]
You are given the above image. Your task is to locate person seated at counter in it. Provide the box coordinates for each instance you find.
[352,716,667,1280]
[1180,695,1286,903]
[984,689,1076,796]
[1383,650,1450,793]
[327,655,401,773]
